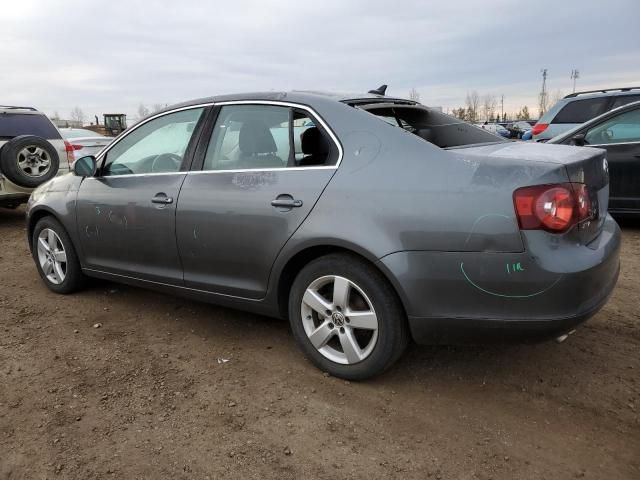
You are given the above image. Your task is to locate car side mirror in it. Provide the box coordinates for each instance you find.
[571,133,586,146]
[72,155,97,177]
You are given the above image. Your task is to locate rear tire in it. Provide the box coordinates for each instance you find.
[288,253,409,380]
[32,216,85,294]
[0,135,60,188]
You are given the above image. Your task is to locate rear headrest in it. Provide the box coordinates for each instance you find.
[301,127,329,155]
[239,120,277,154]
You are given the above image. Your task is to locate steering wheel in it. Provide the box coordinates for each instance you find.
[603,128,614,142]
[151,153,182,173]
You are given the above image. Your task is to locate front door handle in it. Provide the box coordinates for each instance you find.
[271,198,303,208]
[151,193,173,205]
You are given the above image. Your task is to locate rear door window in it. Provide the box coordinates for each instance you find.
[553,98,609,124]
[0,114,61,139]
[610,94,640,109]
[202,105,335,171]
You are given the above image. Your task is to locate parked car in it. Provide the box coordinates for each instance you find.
[0,106,73,208]
[477,122,510,138]
[507,121,532,139]
[549,100,640,217]
[521,129,533,141]
[59,128,113,158]
[532,87,640,141]
[26,90,620,380]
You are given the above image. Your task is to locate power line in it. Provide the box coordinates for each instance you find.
[571,69,580,93]
[539,68,548,118]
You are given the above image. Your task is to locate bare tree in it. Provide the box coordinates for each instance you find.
[69,106,84,124]
[137,104,150,119]
[465,91,480,123]
[451,107,466,121]
[408,88,421,102]
[549,89,564,106]
[51,111,60,120]
[481,94,497,122]
[517,106,531,120]
[151,103,165,113]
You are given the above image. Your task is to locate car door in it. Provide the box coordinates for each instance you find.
[176,103,340,299]
[76,107,206,284]
[583,107,640,213]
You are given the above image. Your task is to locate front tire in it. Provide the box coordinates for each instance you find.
[32,216,85,294]
[288,253,409,380]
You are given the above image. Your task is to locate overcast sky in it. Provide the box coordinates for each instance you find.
[1,0,639,121]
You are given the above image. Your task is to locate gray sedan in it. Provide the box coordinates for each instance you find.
[26,91,620,379]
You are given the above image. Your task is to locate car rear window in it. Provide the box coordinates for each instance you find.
[0,113,61,139]
[552,98,609,124]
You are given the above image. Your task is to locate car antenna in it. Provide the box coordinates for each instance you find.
[368,84,388,96]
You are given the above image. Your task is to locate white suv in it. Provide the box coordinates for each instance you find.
[532,87,640,141]
[0,106,72,208]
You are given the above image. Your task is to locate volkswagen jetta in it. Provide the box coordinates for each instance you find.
[26,90,621,379]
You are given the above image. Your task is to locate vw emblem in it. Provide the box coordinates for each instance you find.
[331,311,345,327]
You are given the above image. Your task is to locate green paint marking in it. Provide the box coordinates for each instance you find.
[460,262,562,299]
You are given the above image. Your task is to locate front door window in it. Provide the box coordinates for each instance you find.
[102,108,204,176]
[585,108,640,145]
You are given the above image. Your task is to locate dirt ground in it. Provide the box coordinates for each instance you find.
[0,206,638,480]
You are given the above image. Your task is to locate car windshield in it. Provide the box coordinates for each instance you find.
[60,128,105,138]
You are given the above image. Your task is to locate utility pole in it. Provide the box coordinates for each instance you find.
[570,69,580,93]
[500,94,504,120]
[539,68,548,118]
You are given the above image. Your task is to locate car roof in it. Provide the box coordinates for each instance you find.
[153,90,418,116]
[563,86,640,99]
[0,105,43,115]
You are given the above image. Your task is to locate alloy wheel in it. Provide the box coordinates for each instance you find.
[36,228,67,284]
[17,146,51,177]
[301,275,379,365]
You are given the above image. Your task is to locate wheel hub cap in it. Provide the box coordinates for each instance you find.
[18,146,51,177]
[36,228,67,285]
[301,275,379,365]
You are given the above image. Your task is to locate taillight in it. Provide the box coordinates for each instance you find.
[531,123,548,136]
[64,140,75,164]
[514,183,593,233]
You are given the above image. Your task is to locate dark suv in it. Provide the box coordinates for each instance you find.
[0,106,71,208]
[532,87,640,141]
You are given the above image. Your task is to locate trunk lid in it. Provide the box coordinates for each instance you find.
[450,142,610,245]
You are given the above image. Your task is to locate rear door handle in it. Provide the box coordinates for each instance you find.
[271,199,303,208]
[151,193,173,205]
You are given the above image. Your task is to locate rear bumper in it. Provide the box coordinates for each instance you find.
[378,214,621,344]
[1,168,69,196]
[0,192,30,207]
[406,266,618,344]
